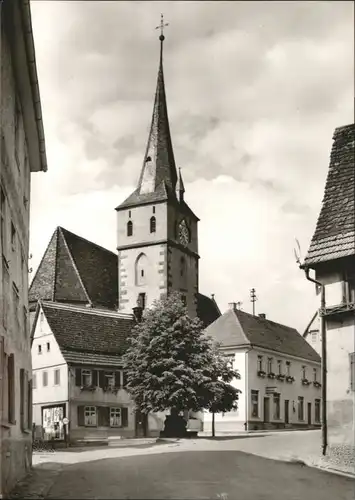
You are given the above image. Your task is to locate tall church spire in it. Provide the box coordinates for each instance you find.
[138,15,178,195]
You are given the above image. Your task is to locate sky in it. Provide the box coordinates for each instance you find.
[29,1,354,332]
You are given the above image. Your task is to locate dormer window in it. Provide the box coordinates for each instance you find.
[127,220,133,237]
[150,216,156,233]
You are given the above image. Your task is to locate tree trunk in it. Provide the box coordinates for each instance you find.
[212,411,215,437]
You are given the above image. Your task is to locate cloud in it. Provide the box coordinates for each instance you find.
[29,0,353,331]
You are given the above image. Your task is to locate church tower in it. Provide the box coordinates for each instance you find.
[115,22,199,318]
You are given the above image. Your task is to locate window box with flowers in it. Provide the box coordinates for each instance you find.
[267,372,276,380]
[276,374,285,381]
[80,385,97,392]
[301,378,311,386]
[257,370,267,378]
[286,376,295,383]
[313,381,321,388]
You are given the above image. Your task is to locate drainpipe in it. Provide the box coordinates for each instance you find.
[303,268,327,456]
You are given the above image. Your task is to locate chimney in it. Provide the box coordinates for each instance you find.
[258,313,266,319]
[133,306,143,323]
[228,302,237,311]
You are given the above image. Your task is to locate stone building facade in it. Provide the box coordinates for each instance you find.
[302,123,355,469]
[0,0,47,496]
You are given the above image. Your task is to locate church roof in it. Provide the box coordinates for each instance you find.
[303,124,355,268]
[197,293,221,328]
[205,308,320,363]
[29,227,118,310]
[35,302,133,366]
[116,33,179,211]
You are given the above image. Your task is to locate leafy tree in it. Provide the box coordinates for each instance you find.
[122,292,241,436]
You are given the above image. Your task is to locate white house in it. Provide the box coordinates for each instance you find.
[203,304,322,433]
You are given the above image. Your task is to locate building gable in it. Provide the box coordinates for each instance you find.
[31,304,66,369]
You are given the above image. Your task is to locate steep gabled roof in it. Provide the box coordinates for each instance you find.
[197,293,221,328]
[205,308,320,363]
[29,227,118,309]
[303,124,355,267]
[40,302,134,364]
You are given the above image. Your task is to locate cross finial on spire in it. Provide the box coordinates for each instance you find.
[155,13,169,41]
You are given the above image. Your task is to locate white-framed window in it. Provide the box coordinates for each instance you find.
[81,369,92,387]
[313,368,317,382]
[302,366,307,379]
[251,390,259,417]
[105,372,115,388]
[286,361,291,376]
[267,358,273,374]
[110,407,122,427]
[257,355,263,371]
[47,342,50,352]
[54,369,60,386]
[42,371,48,387]
[38,345,42,355]
[277,360,282,375]
[84,406,97,426]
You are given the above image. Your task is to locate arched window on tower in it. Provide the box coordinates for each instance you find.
[135,253,148,286]
[180,256,187,289]
[127,220,133,237]
[150,216,156,233]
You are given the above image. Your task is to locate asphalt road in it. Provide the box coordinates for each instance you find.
[46,450,355,500]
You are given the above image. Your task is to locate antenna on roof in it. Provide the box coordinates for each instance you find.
[293,238,303,266]
[250,288,257,316]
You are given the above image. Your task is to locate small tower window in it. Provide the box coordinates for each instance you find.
[150,216,156,233]
[152,206,156,214]
[127,220,133,237]
[128,210,131,218]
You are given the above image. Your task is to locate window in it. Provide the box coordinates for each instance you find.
[2,258,9,329]
[42,371,48,387]
[298,396,304,421]
[223,355,234,368]
[286,361,291,376]
[105,372,115,388]
[38,345,42,355]
[128,210,131,218]
[127,220,133,237]
[150,216,156,233]
[11,222,16,251]
[8,354,15,423]
[277,360,282,375]
[302,366,307,379]
[315,399,321,423]
[54,369,60,386]
[12,283,19,326]
[180,256,185,277]
[267,358,273,374]
[313,368,317,382]
[350,352,355,391]
[47,342,50,352]
[81,369,92,387]
[33,373,37,389]
[181,295,187,306]
[85,406,97,426]
[135,253,148,286]
[110,407,122,427]
[251,390,259,417]
[152,206,155,214]
[273,393,280,420]
[311,331,318,342]
[138,292,146,309]
[20,369,29,431]
[257,355,263,371]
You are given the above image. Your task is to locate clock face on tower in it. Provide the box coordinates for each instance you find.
[178,219,190,247]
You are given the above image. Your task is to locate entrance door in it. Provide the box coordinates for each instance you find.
[284,400,289,424]
[263,397,270,423]
[135,410,148,438]
[307,403,312,426]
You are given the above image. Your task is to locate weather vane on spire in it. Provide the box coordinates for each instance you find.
[156,13,169,41]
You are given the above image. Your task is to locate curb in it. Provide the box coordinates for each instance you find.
[280,457,355,480]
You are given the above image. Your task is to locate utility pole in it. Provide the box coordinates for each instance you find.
[250,288,257,316]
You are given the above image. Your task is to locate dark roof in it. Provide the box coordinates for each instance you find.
[205,308,321,363]
[304,124,355,267]
[41,302,134,364]
[197,293,221,328]
[29,227,118,309]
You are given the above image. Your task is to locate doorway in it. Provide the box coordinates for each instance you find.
[284,400,289,424]
[307,402,312,426]
[135,410,148,438]
[263,397,270,423]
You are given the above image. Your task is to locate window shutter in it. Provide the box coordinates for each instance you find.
[92,370,98,387]
[20,368,25,431]
[98,407,110,427]
[99,371,105,388]
[28,378,33,430]
[75,368,81,386]
[8,354,15,423]
[122,372,127,387]
[115,371,121,388]
[77,406,85,426]
[121,407,128,427]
